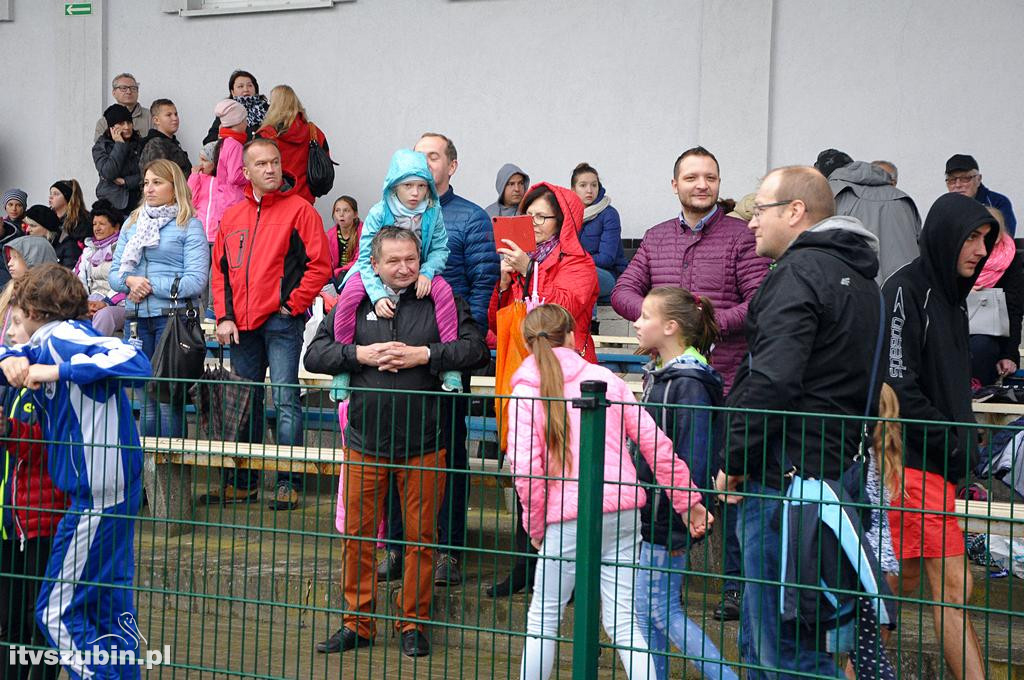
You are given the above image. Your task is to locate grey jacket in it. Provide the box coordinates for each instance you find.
[485,163,530,218]
[829,161,921,284]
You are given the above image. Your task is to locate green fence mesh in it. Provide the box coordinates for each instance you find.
[0,375,1020,679]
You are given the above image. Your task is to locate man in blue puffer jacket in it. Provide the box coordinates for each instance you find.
[374,132,499,587]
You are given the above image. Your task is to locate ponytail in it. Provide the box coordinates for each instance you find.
[522,304,576,476]
[646,287,720,355]
[873,383,904,501]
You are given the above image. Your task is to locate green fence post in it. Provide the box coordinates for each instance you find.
[571,379,608,678]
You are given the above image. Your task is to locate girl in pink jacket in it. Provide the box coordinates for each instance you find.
[509,303,712,680]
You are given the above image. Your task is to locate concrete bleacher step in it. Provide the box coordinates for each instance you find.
[594,304,636,339]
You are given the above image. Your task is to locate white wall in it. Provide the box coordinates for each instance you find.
[1,0,1021,236]
[768,0,1024,219]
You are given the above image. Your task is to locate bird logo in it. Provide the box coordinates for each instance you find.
[89,612,148,650]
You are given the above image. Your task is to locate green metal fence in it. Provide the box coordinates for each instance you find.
[0,376,1021,679]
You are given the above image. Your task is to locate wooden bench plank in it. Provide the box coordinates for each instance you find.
[955,499,1022,537]
[142,437,502,474]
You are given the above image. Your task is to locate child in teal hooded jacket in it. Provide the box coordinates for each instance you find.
[331,149,461,398]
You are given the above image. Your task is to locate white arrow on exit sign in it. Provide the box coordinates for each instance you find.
[65,3,92,15]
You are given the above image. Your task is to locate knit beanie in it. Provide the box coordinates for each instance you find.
[24,205,61,233]
[814,148,854,179]
[103,104,133,128]
[2,188,27,208]
[50,180,72,204]
[214,99,247,127]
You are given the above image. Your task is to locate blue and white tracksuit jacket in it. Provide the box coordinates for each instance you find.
[0,320,151,680]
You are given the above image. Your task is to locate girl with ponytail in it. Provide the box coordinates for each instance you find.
[632,287,738,680]
[509,303,711,680]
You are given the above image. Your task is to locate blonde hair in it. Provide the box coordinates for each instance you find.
[521,304,575,476]
[129,159,195,226]
[873,383,904,501]
[987,206,1007,239]
[62,179,87,237]
[260,84,306,134]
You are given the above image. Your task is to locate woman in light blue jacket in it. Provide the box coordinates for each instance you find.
[110,158,209,438]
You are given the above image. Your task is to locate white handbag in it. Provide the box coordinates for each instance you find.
[967,288,1010,337]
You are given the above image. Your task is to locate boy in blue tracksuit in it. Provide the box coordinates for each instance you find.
[0,263,151,680]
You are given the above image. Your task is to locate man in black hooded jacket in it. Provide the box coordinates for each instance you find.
[717,166,885,677]
[882,192,996,680]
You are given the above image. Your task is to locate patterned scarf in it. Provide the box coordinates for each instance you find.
[530,234,560,264]
[118,203,178,276]
[234,94,269,131]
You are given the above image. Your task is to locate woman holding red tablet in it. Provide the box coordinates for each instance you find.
[489,182,598,362]
[486,182,598,598]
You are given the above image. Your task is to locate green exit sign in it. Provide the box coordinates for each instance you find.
[65,2,92,15]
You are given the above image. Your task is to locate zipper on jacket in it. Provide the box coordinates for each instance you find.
[242,203,262,329]
[12,457,24,551]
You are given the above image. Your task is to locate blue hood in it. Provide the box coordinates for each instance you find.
[380,149,440,206]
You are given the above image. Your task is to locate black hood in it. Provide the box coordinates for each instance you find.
[919,193,998,304]
[784,215,880,281]
[645,359,723,400]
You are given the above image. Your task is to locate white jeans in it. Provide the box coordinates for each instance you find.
[520,510,656,680]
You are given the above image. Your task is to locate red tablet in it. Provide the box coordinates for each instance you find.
[492,215,536,252]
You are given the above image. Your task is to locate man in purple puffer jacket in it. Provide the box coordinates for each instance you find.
[612,146,770,392]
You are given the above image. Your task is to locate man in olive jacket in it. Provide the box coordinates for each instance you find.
[304,227,488,659]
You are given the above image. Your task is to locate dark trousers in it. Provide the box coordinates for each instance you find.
[0,537,60,680]
[386,395,468,555]
[721,500,743,593]
[969,333,1002,386]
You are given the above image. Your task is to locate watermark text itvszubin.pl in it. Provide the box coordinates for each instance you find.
[9,645,172,670]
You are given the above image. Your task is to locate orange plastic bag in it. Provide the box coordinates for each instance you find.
[494,300,529,451]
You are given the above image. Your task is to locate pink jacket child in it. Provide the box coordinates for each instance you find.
[509,346,702,541]
[188,131,247,243]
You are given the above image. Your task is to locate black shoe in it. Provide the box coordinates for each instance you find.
[377,549,403,581]
[400,629,430,658]
[486,560,533,598]
[316,627,373,654]
[712,589,741,621]
[433,553,462,586]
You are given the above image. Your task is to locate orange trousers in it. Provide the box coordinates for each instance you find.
[342,448,446,638]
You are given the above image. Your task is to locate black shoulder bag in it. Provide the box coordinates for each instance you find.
[149,277,206,404]
[306,123,338,198]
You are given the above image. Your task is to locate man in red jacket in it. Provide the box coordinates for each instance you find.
[208,138,331,510]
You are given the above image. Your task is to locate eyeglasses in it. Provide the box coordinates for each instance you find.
[114,85,139,92]
[945,173,979,187]
[751,200,794,218]
[527,213,556,226]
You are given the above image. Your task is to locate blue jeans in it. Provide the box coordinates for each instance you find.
[224,313,305,491]
[135,315,185,438]
[738,483,843,679]
[596,267,616,303]
[635,543,739,680]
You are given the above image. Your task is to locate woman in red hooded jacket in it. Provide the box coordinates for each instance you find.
[485,182,598,597]
[489,182,599,361]
[256,85,329,205]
